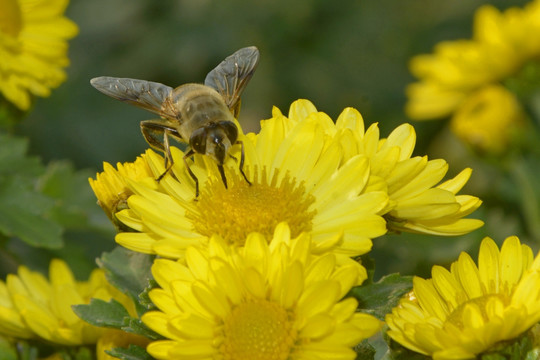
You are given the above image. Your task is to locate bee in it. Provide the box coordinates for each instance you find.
[90,46,260,197]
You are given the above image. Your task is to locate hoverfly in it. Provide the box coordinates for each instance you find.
[90,46,259,197]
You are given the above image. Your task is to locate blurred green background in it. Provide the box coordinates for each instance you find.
[11,0,536,279]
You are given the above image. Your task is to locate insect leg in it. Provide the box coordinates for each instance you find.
[141,120,180,182]
[156,130,176,182]
[236,140,251,186]
[183,148,200,198]
[163,129,174,168]
[217,165,228,190]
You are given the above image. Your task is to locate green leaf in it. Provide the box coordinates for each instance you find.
[0,177,63,248]
[138,279,159,311]
[355,339,376,360]
[105,345,153,360]
[72,298,130,328]
[121,317,163,340]
[0,134,63,248]
[350,273,413,321]
[38,161,111,232]
[98,247,154,316]
[480,328,537,360]
[0,134,43,177]
[72,299,161,340]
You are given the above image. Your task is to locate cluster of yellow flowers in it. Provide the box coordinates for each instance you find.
[0,0,78,110]
[0,259,147,359]
[88,99,488,359]
[406,0,540,154]
[387,236,540,359]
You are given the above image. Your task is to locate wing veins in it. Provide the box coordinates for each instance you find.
[90,77,174,118]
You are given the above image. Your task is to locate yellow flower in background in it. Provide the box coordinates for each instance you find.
[0,0,78,110]
[0,259,135,345]
[450,84,526,154]
[287,100,483,236]
[386,236,540,359]
[142,223,382,360]
[111,102,389,260]
[406,0,540,121]
[89,155,155,228]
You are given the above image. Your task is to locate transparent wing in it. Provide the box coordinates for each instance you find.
[204,46,260,116]
[90,77,175,118]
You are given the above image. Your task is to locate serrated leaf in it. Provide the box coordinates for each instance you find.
[138,279,159,311]
[72,299,161,340]
[121,318,163,341]
[350,273,413,321]
[98,247,154,316]
[105,345,153,360]
[73,298,130,328]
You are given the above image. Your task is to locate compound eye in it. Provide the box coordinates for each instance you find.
[189,127,207,154]
[218,121,238,144]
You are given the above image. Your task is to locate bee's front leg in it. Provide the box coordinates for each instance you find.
[156,129,175,182]
[183,148,200,198]
[140,120,179,182]
[236,140,251,186]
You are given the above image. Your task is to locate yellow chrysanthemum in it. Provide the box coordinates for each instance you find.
[386,236,540,359]
[406,0,540,121]
[108,103,389,260]
[285,100,483,236]
[450,84,526,154]
[142,223,382,360]
[0,259,135,346]
[89,155,155,227]
[0,0,78,110]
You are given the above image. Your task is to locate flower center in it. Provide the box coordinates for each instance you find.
[188,167,316,246]
[446,294,510,330]
[0,0,22,37]
[220,298,297,360]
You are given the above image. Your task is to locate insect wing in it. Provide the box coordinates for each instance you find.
[90,77,176,118]
[204,46,260,116]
